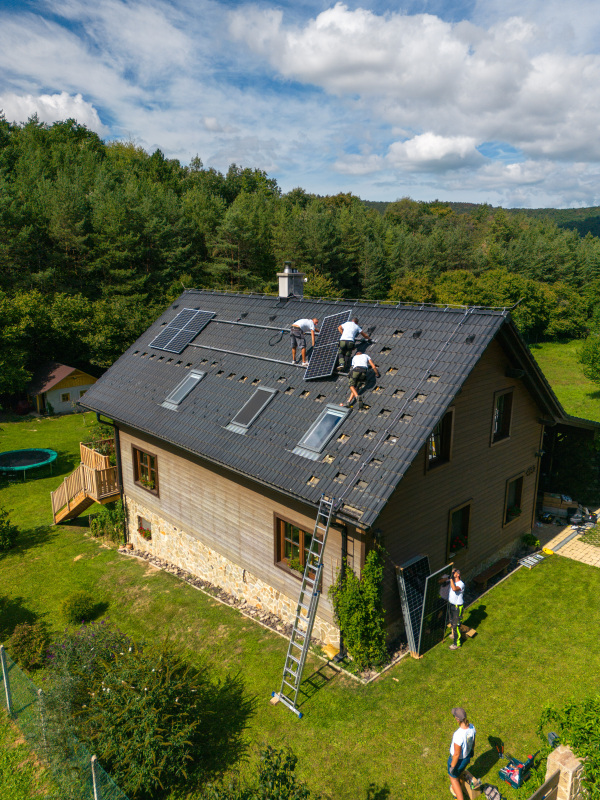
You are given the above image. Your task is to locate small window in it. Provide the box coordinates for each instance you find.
[293,405,350,460]
[137,516,152,541]
[61,393,70,402]
[79,389,87,398]
[225,387,277,434]
[133,446,159,495]
[275,517,315,575]
[427,410,453,469]
[162,370,205,410]
[504,474,524,524]
[448,502,471,558]
[492,389,513,443]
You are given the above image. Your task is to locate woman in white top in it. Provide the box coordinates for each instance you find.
[447,707,476,799]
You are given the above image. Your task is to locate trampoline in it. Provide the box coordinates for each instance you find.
[0,448,58,480]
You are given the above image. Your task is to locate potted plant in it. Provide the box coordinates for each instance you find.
[138,523,152,541]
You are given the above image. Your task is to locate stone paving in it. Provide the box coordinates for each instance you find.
[535,507,600,569]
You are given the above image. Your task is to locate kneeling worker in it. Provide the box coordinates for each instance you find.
[290,317,319,366]
[343,350,379,408]
[338,317,370,371]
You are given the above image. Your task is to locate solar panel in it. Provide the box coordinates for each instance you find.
[396,555,430,653]
[303,310,351,381]
[150,309,215,353]
[417,563,452,655]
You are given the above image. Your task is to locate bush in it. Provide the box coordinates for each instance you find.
[0,507,18,551]
[7,621,49,670]
[89,500,125,544]
[328,547,387,671]
[60,591,97,625]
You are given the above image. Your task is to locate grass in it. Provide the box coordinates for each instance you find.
[530,339,600,421]
[0,711,55,799]
[3,413,600,799]
[579,523,600,547]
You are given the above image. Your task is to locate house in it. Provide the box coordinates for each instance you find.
[27,362,98,415]
[78,274,595,645]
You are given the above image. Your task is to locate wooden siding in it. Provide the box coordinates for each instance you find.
[375,337,544,623]
[53,370,97,391]
[120,427,363,627]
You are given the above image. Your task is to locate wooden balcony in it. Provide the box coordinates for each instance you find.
[51,439,119,524]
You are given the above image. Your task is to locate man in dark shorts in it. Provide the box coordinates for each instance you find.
[290,317,319,365]
[342,350,379,408]
[337,317,370,371]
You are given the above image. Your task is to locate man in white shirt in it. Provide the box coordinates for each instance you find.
[342,350,379,408]
[290,318,319,366]
[448,707,476,799]
[448,568,465,650]
[337,317,370,371]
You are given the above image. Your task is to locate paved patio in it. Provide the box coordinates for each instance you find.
[535,509,600,568]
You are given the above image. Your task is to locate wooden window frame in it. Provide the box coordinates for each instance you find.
[503,472,524,526]
[447,500,471,560]
[61,392,71,403]
[132,445,159,496]
[491,388,514,445]
[274,513,317,580]
[426,408,454,471]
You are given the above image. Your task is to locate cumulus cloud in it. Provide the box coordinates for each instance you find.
[0,91,106,130]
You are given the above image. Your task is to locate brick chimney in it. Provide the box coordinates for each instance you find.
[277,262,305,299]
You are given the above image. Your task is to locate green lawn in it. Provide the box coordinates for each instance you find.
[2,414,600,799]
[0,711,55,799]
[530,339,600,421]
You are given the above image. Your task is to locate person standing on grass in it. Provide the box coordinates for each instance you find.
[448,707,476,799]
[448,568,464,650]
[290,317,319,366]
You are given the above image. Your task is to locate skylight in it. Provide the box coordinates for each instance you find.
[293,405,351,460]
[161,370,205,410]
[225,387,277,435]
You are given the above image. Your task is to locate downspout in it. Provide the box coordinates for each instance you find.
[531,421,546,533]
[335,524,347,660]
[96,413,127,544]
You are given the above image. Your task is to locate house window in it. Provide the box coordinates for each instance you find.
[448,502,471,558]
[427,410,453,468]
[492,389,513,443]
[226,387,277,434]
[504,474,524,524]
[293,405,350,459]
[276,517,314,574]
[79,390,87,398]
[137,516,152,541]
[133,446,159,494]
[162,370,205,410]
[61,392,70,402]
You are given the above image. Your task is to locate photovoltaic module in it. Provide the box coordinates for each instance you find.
[304,310,351,380]
[150,309,215,353]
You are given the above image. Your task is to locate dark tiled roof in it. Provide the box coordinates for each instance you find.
[80,290,527,526]
[28,362,77,395]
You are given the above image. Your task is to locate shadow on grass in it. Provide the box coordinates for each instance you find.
[297,662,340,708]
[586,389,600,400]
[0,595,39,640]
[365,782,390,800]
[5,525,59,558]
[463,604,488,630]
[470,736,503,780]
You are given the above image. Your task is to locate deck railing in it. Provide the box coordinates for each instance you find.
[80,439,114,470]
[51,463,118,521]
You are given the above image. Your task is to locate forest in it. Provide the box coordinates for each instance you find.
[2,115,600,397]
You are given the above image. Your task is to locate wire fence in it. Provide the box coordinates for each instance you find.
[0,644,129,800]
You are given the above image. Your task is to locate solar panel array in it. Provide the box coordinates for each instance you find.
[150,309,215,353]
[304,310,351,380]
[417,563,452,655]
[396,554,430,653]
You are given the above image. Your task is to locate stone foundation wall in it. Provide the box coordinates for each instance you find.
[126,496,340,646]
[546,745,584,800]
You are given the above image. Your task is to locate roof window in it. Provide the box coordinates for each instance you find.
[293,404,351,460]
[161,370,205,410]
[225,387,277,435]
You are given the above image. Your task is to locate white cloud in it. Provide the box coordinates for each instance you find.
[0,91,106,131]
[387,133,482,171]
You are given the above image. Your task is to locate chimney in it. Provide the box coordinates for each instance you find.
[277,262,305,299]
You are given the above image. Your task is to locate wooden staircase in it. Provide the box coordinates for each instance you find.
[51,439,119,524]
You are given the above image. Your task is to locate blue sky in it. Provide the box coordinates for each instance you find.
[1,0,600,207]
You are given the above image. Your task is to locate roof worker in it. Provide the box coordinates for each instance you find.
[290,317,319,366]
[337,317,370,372]
[342,348,379,408]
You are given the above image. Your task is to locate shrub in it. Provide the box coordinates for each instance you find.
[328,547,387,671]
[7,621,49,670]
[89,500,125,544]
[60,591,97,625]
[522,533,540,548]
[0,507,18,551]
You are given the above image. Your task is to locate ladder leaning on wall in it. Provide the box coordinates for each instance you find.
[273,495,335,718]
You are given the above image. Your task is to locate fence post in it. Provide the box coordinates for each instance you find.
[0,645,13,716]
[37,689,47,752]
[91,755,101,800]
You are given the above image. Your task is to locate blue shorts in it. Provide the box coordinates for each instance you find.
[447,754,471,778]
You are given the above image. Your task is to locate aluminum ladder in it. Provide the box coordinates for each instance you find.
[273,495,335,717]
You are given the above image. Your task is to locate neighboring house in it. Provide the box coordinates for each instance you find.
[27,362,98,415]
[79,275,595,644]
